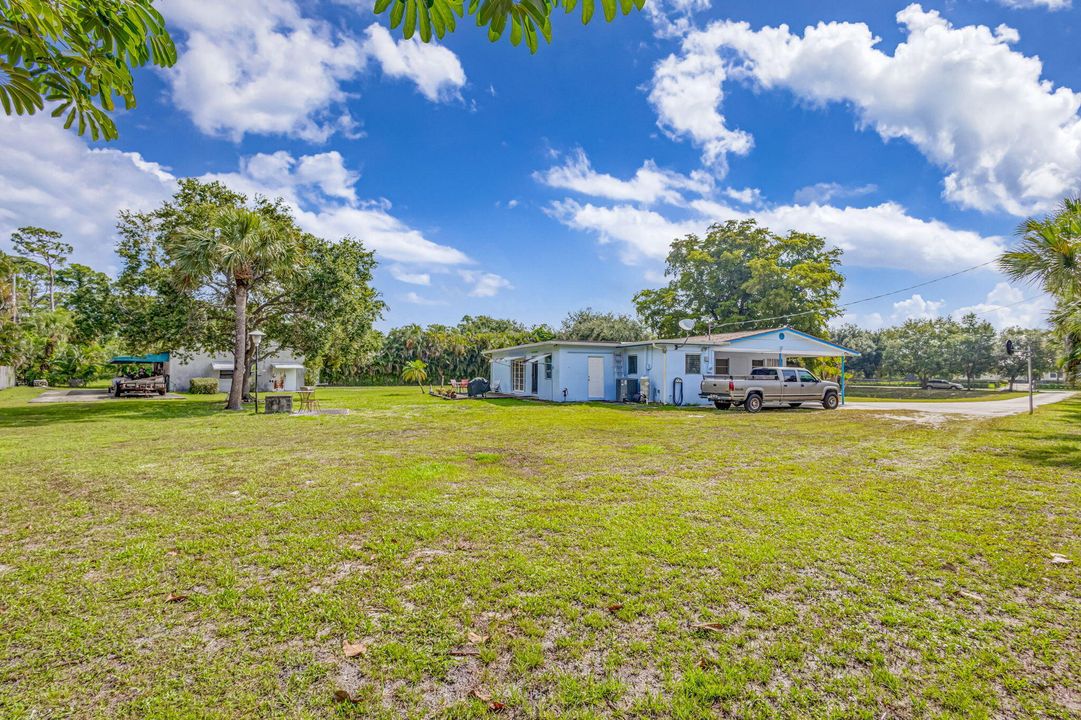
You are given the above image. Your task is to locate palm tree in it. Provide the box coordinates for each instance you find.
[1000,197,1081,381]
[170,208,296,411]
[401,359,428,393]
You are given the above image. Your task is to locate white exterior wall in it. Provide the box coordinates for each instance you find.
[488,345,616,401]
[168,350,305,392]
[0,365,14,389]
[484,329,856,405]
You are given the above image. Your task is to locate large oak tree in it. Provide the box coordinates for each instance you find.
[633,220,845,338]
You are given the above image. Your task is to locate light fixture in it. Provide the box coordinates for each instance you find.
[248,329,266,413]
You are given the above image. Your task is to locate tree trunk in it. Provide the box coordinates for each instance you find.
[226,281,249,411]
[48,264,55,312]
[239,337,255,402]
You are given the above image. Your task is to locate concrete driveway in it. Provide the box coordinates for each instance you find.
[841,391,1075,417]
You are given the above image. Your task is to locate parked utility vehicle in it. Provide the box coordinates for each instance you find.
[700,367,840,412]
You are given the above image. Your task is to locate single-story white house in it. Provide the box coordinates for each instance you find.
[483,326,861,406]
[165,350,307,393]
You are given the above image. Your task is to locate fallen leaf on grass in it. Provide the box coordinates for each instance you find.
[449,648,481,656]
[342,640,367,658]
[1050,553,1072,565]
[165,592,188,603]
[467,632,489,644]
[606,603,623,613]
[470,688,492,702]
[488,701,506,712]
[955,589,984,602]
[691,622,727,633]
[333,689,357,703]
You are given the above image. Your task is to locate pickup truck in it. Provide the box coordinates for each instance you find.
[700,367,841,413]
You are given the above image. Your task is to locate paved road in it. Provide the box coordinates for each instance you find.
[841,391,1075,417]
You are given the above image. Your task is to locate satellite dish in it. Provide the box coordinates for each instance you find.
[678,318,696,332]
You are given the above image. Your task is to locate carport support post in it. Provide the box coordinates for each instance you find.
[840,355,846,406]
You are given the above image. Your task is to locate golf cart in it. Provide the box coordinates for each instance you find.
[109,353,170,397]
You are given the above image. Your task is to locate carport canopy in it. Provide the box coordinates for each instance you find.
[110,353,170,364]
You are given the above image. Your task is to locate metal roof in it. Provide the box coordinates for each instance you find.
[109,352,170,364]
[484,326,861,357]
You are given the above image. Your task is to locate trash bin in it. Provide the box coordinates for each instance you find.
[264,394,293,414]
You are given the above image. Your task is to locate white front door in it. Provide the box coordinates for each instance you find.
[587,356,604,398]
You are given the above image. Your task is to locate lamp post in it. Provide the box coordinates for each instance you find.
[248,329,265,414]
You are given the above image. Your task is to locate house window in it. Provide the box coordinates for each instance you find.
[713,354,730,375]
[627,354,638,375]
[544,355,553,379]
[751,359,767,369]
[512,360,525,392]
[685,354,701,375]
[219,369,233,379]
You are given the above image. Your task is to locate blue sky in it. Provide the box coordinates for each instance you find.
[3,0,1080,331]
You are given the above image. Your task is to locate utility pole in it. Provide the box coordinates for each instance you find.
[1027,347,1033,415]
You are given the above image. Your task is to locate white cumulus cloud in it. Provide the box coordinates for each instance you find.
[0,115,473,273]
[997,0,1070,9]
[954,281,1052,328]
[389,265,432,285]
[160,2,467,141]
[535,149,713,205]
[0,114,177,272]
[200,151,470,266]
[557,197,1007,271]
[458,270,513,297]
[161,0,366,142]
[892,293,946,321]
[361,24,466,102]
[650,4,1081,214]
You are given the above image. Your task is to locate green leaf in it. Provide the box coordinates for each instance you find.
[375,0,394,13]
[509,13,523,45]
[418,1,432,41]
[390,0,405,27]
[600,0,616,21]
[404,0,417,38]
[582,0,595,24]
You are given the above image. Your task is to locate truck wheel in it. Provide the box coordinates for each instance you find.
[744,393,763,413]
[714,401,731,410]
[822,392,839,410]
[788,403,803,408]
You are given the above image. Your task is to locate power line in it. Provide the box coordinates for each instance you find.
[703,258,1001,331]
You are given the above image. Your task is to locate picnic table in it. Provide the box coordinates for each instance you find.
[296,388,319,412]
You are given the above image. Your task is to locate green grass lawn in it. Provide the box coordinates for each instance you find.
[0,386,1078,719]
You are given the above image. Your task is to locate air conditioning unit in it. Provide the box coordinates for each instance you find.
[617,377,640,402]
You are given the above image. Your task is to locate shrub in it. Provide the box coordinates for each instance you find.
[189,377,219,394]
